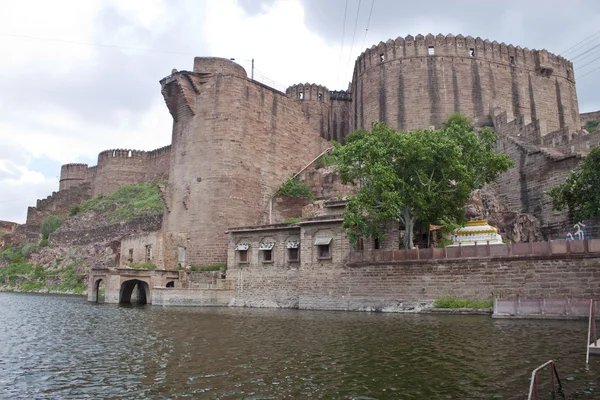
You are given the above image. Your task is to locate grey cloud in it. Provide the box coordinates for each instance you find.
[235,0,277,15]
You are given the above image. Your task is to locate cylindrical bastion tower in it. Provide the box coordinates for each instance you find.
[351,33,580,134]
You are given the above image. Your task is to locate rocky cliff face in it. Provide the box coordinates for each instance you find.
[466,187,543,243]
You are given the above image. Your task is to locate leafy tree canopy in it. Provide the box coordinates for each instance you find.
[40,215,63,240]
[546,146,600,222]
[331,114,513,249]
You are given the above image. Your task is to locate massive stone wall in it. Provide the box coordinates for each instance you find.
[160,58,331,265]
[350,34,579,135]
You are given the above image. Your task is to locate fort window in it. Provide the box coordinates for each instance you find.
[128,248,133,263]
[510,56,515,66]
[128,150,133,158]
[428,46,434,56]
[112,150,116,157]
[380,53,385,62]
[236,242,250,263]
[315,237,332,260]
[145,245,153,262]
[259,239,275,263]
[166,281,174,288]
[357,238,364,251]
[286,237,300,262]
[374,238,381,250]
[178,246,186,266]
[318,93,323,101]
[469,48,475,57]
[299,91,304,100]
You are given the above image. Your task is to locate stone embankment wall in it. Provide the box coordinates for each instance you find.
[580,110,600,126]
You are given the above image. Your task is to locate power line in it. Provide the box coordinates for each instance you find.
[0,32,194,57]
[336,0,349,82]
[347,0,363,69]
[560,30,600,56]
[570,42,600,62]
[576,53,600,71]
[577,64,600,80]
[360,0,375,53]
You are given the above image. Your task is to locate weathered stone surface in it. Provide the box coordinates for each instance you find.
[466,188,542,243]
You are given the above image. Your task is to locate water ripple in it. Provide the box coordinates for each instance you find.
[0,293,599,399]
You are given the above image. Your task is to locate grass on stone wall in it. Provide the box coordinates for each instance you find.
[282,217,301,224]
[433,296,493,309]
[0,246,86,294]
[128,263,157,270]
[77,182,165,222]
[585,120,599,133]
[275,176,315,200]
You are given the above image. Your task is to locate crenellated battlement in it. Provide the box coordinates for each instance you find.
[285,83,330,103]
[354,33,574,81]
[330,90,352,102]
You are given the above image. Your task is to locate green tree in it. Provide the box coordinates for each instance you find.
[331,114,513,249]
[40,215,63,240]
[546,146,600,222]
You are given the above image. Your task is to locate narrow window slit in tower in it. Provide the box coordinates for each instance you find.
[299,91,303,100]
[469,48,475,57]
[510,56,515,66]
[380,53,385,62]
[428,46,434,56]
[318,93,323,101]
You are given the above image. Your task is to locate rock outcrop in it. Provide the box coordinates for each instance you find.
[466,187,543,243]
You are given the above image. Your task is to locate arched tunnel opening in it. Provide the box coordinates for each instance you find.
[120,279,149,305]
[94,279,105,303]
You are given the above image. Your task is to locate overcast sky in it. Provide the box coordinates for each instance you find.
[1,0,599,223]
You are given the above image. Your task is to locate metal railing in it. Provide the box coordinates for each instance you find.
[527,360,563,400]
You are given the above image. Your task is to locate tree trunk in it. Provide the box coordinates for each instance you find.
[403,206,415,249]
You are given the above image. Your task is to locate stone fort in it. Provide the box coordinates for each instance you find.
[20,34,600,307]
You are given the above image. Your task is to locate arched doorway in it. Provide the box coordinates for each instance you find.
[94,279,106,303]
[120,279,150,304]
[166,281,174,288]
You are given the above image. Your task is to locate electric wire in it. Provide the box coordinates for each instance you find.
[560,30,600,56]
[570,43,600,62]
[336,0,349,82]
[577,64,600,80]
[576,53,600,71]
[347,0,363,68]
[359,0,375,53]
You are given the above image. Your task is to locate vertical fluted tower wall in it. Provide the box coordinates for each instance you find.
[285,83,330,139]
[351,34,580,133]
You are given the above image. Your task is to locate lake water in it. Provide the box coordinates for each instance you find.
[0,292,598,399]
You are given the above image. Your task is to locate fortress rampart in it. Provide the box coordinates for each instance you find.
[350,34,579,135]
[160,58,330,265]
[59,145,171,196]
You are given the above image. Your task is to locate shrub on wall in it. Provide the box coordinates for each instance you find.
[275,176,315,200]
[40,216,63,240]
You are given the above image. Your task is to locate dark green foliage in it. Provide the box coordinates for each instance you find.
[128,263,157,270]
[22,243,39,259]
[69,204,81,216]
[0,248,86,294]
[275,176,315,200]
[330,114,513,249]
[78,183,164,222]
[433,296,493,309]
[547,147,600,221]
[40,215,63,239]
[584,120,599,133]
[39,239,48,247]
[190,263,227,272]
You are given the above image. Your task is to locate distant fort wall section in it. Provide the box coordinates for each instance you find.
[59,145,171,196]
[25,145,171,226]
[350,34,579,135]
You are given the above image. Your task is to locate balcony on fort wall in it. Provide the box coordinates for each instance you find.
[348,239,600,264]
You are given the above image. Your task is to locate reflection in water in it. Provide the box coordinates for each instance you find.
[0,292,598,399]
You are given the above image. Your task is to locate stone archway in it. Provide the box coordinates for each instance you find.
[93,279,106,303]
[120,279,151,304]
